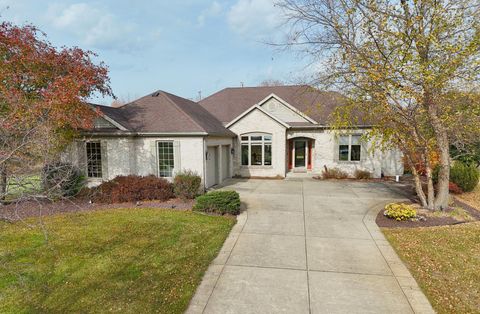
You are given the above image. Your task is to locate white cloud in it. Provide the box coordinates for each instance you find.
[197,1,222,26]
[227,0,282,37]
[46,3,144,53]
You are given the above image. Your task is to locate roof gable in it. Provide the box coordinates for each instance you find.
[199,85,346,125]
[258,94,317,124]
[226,104,290,129]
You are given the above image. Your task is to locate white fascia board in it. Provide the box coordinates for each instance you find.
[257,93,318,124]
[101,114,128,131]
[225,104,290,129]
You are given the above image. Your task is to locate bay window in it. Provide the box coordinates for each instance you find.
[240,134,272,166]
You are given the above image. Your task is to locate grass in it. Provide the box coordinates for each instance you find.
[383,223,480,314]
[5,175,42,201]
[428,206,474,222]
[456,183,480,211]
[0,208,235,313]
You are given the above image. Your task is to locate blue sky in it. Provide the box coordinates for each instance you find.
[0,0,310,105]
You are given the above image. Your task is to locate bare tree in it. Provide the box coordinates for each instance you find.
[259,79,285,86]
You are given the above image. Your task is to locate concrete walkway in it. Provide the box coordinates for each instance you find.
[187,179,434,314]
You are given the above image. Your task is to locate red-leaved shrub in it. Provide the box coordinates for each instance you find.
[448,182,463,195]
[91,175,174,203]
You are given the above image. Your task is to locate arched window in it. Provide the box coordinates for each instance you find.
[240,133,272,166]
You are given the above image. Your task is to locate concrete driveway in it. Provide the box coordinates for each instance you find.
[187,179,434,314]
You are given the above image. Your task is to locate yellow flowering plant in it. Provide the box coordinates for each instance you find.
[384,203,417,221]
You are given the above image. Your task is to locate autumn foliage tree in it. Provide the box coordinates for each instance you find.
[0,22,112,202]
[279,0,480,210]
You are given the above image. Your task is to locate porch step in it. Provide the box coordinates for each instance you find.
[286,172,315,179]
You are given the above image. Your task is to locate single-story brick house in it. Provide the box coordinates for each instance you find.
[63,85,403,188]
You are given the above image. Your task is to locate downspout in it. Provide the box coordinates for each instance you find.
[202,137,207,192]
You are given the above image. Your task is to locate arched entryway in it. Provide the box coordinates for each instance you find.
[287,137,315,172]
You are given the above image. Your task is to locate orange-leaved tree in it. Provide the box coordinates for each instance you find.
[0,21,113,202]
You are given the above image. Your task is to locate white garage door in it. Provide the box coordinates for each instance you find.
[206,146,218,188]
[222,146,230,180]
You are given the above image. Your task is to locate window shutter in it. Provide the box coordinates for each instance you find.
[173,140,181,176]
[100,140,109,180]
[151,140,158,176]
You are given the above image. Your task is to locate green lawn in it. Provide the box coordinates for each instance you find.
[457,183,480,211]
[4,175,42,201]
[0,208,235,313]
[383,222,480,314]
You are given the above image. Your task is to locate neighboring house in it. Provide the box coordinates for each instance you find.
[63,85,403,189]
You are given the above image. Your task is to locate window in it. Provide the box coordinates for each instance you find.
[158,141,174,177]
[240,134,272,166]
[86,142,102,178]
[338,135,362,162]
[241,144,249,165]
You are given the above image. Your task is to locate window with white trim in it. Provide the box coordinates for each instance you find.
[240,133,272,166]
[157,141,174,177]
[86,142,102,178]
[339,135,361,161]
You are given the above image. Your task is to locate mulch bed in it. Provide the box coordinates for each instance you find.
[375,175,480,228]
[376,209,461,228]
[453,197,480,220]
[0,197,194,222]
[376,198,480,229]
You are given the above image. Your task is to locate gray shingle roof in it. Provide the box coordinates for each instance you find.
[199,85,347,124]
[94,91,234,136]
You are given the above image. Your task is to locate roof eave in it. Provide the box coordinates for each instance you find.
[81,131,209,137]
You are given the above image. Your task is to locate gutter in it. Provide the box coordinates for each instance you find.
[287,125,374,130]
[202,138,207,192]
[81,131,209,137]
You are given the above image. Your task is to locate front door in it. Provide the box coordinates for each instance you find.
[294,140,307,168]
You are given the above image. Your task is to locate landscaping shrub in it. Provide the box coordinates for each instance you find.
[384,203,417,221]
[448,182,463,195]
[92,175,174,203]
[42,162,85,197]
[354,169,371,179]
[173,170,202,200]
[450,162,479,192]
[193,190,241,215]
[321,166,349,179]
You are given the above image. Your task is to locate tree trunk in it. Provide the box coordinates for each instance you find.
[424,146,435,210]
[425,164,435,210]
[411,165,428,208]
[424,91,450,210]
[434,141,450,209]
[0,164,7,203]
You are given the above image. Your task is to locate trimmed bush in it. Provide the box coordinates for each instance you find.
[322,167,349,179]
[384,203,417,221]
[450,162,479,192]
[92,175,174,203]
[42,162,85,197]
[354,169,371,179]
[193,190,241,215]
[173,170,202,200]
